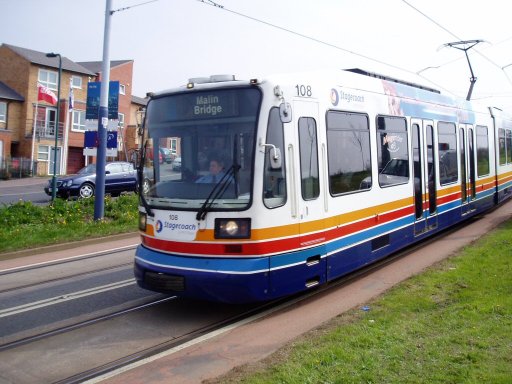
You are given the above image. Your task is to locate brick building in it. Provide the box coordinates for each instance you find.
[0,43,146,177]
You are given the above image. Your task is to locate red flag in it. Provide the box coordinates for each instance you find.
[37,84,58,105]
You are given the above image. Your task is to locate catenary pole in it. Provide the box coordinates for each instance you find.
[94,0,112,220]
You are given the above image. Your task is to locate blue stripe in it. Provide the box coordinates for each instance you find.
[136,245,269,274]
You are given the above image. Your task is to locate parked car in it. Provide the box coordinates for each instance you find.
[44,161,138,199]
[159,147,174,164]
[172,157,182,171]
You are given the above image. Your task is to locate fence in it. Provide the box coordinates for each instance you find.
[0,157,37,179]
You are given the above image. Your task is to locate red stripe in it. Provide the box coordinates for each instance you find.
[142,204,415,257]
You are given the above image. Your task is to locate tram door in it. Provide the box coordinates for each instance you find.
[292,100,327,287]
[459,124,476,215]
[412,119,438,235]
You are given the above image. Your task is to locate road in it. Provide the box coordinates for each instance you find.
[0,238,259,383]
[0,177,50,205]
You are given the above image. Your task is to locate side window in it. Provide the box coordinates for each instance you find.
[438,122,458,185]
[507,130,512,164]
[107,163,123,174]
[298,117,320,200]
[263,107,287,208]
[498,129,506,166]
[476,125,490,176]
[327,111,371,194]
[376,116,409,187]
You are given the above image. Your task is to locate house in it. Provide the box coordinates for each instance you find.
[0,81,24,175]
[0,43,146,177]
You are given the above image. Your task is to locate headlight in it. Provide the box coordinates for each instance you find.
[214,218,251,239]
[138,212,147,231]
[65,180,73,187]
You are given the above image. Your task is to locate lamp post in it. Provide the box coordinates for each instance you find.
[46,52,62,201]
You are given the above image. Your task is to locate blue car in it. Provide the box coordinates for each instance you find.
[44,162,138,199]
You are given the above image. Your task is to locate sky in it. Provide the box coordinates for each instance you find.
[2,0,512,109]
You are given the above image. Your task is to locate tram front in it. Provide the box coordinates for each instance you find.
[134,77,265,302]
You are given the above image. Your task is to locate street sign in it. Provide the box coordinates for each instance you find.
[86,81,120,119]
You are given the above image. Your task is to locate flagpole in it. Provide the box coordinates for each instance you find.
[62,78,73,174]
[30,84,39,176]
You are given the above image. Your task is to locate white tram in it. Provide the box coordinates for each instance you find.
[135,69,512,303]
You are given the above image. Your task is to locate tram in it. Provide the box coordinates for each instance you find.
[134,68,512,303]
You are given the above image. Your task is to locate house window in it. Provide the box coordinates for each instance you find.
[71,76,82,89]
[170,138,177,153]
[38,145,50,161]
[72,110,86,131]
[118,112,125,127]
[119,84,126,95]
[38,69,58,91]
[0,102,6,123]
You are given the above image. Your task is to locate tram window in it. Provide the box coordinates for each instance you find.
[326,111,371,195]
[476,125,490,176]
[263,107,287,208]
[507,130,512,164]
[298,117,320,200]
[498,129,506,166]
[438,122,458,185]
[376,116,409,187]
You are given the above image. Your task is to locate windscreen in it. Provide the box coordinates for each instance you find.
[141,87,261,211]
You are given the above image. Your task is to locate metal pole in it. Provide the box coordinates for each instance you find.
[46,53,62,201]
[94,0,113,220]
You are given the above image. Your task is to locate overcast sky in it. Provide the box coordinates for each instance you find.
[2,0,512,108]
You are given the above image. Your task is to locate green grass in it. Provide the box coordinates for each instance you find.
[215,219,512,384]
[0,194,139,254]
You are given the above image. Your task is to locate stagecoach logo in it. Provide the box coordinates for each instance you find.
[330,88,339,106]
[330,88,365,106]
[383,134,403,153]
[154,213,198,240]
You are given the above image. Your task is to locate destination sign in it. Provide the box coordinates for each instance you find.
[179,92,238,120]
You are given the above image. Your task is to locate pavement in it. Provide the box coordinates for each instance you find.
[0,176,49,188]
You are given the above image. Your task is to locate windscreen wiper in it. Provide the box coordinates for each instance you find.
[196,165,239,221]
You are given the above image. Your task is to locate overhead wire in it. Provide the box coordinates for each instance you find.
[197,0,512,97]
[196,0,419,77]
[401,0,512,89]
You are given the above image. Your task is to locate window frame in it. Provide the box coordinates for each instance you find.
[0,101,6,123]
[298,116,320,200]
[376,115,409,188]
[326,110,372,196]
[71,76,82,89]
[437,121,458,186]
[71,110,86,132]
[38,69,58,91]
[476,125,490,177]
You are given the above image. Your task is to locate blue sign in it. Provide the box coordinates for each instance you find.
[107,131,117,149]
[86,81,120,120]
[84,130,99,147]
[84,131,117,149]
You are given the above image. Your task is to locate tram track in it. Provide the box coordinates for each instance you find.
[0,295,173,352]
[0,245,136,294]
[0,216,484,384]
[58,223,469,384]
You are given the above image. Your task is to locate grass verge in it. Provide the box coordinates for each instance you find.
[0,194,139,254]
[213,219,512,383]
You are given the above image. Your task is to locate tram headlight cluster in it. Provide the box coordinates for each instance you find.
[214,218,251,239]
